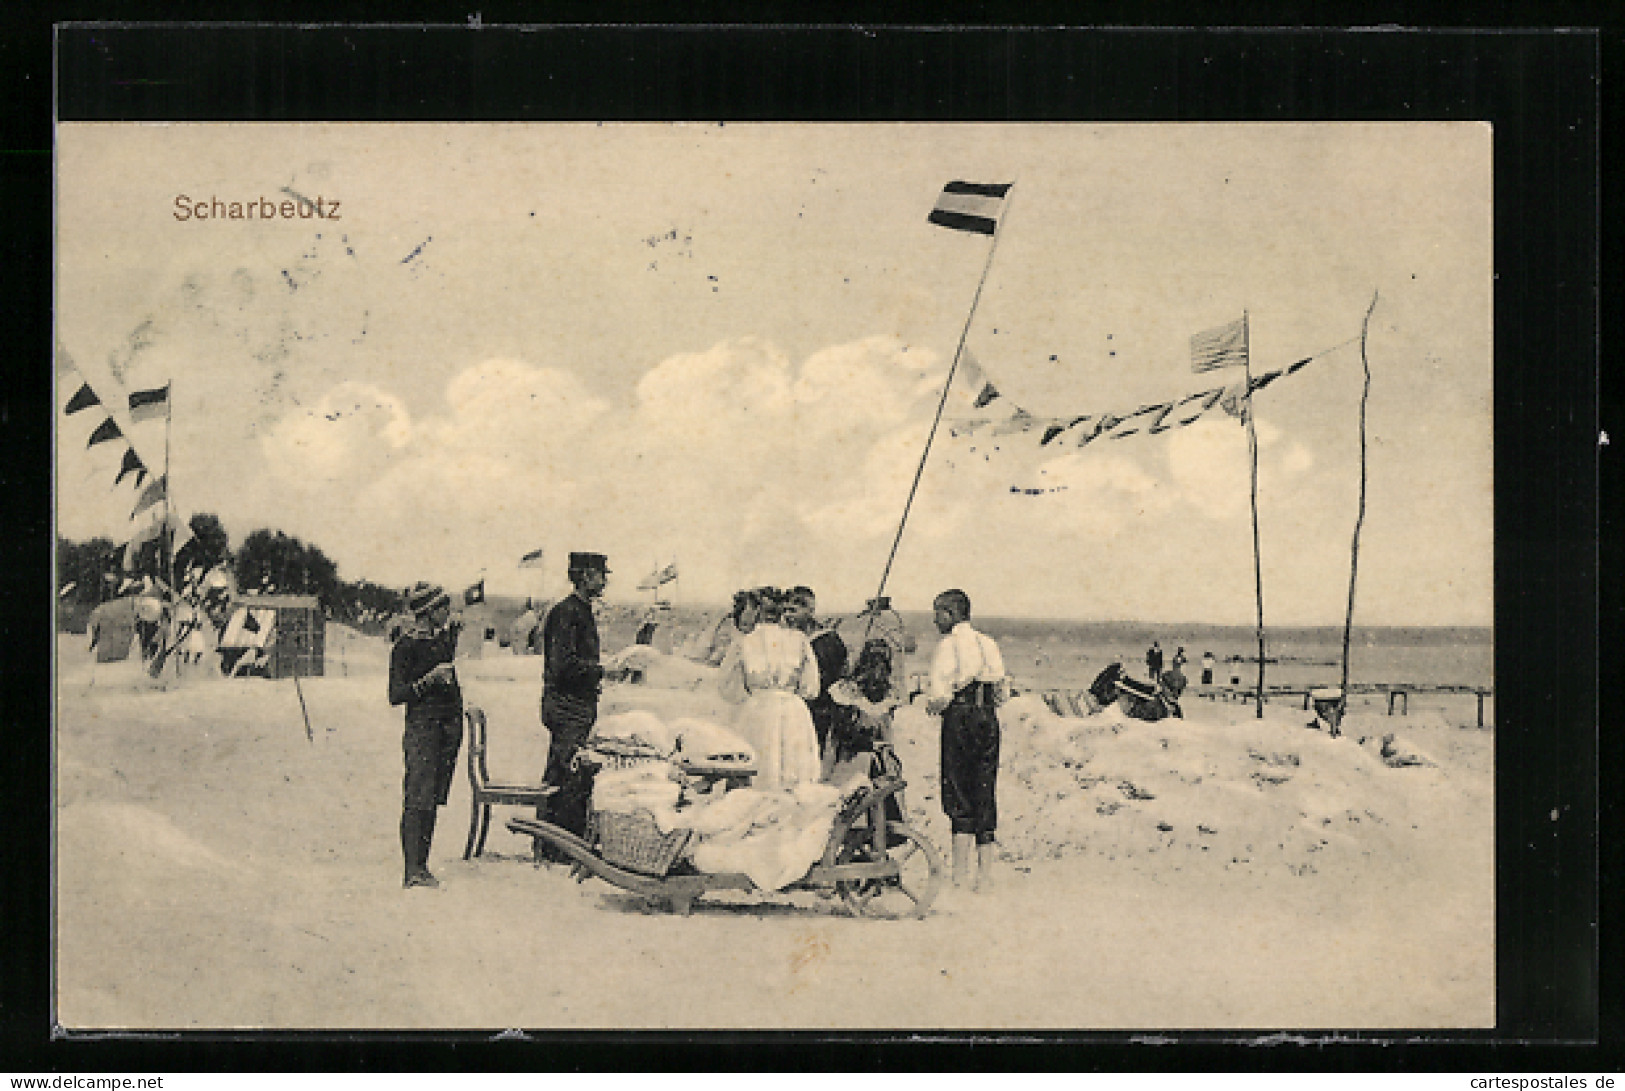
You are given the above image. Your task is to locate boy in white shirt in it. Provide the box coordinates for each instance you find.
[924,588,1007,891]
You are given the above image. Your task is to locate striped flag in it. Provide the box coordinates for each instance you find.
[1191,317,1248,373]
[518,547,545,569]
[928,181,1013,236]
[128,383,171,424]
[637,562,679,591]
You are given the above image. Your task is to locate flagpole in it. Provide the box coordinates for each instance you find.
[1338,291,1380,730]
[161,385,178,677]
[871,184,1017,614]
[1243,310,1266,718]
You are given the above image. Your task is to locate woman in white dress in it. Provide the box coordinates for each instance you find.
[718,587,822,789]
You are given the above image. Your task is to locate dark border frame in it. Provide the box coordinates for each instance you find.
[7,16,1614,1072]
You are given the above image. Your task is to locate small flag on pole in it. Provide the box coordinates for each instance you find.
[518,547,545,569]
[637,562,679,591]
[64,383,101,416]
[463,579,486,606]
[128,384,171,424]
[928,181,1013,236]
[1191,316,1248,373]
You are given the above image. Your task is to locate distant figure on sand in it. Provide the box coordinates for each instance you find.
[925,589,1007,893]
[1172,646,1187,674]
[388,582,462,889]
[510,600,539,655]
[1146,640,1164,683]
[535,552,610,860]
[719,587,822,789]
[1201,650,1216,686]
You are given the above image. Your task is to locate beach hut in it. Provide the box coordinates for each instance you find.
[85,595,139,663]
[221,594,325,678]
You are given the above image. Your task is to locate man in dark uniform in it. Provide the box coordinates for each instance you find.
[786,586,847,776]
[534,551,610,861]
[387,582,463,889]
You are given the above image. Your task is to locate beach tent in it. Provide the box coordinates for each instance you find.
[86,596,138,663]
[220,594,325,678]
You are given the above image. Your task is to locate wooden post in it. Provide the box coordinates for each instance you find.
[1242,311,1266,717]
[1339,292,1380,727]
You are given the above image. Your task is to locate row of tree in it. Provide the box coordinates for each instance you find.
[56,514,405,630]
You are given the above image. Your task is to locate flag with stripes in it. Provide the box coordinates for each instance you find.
[128,383,171,424]
[637,562,679,591]
[928,181,1013,236]
[1191,316,1248,373]
[518,547,546,569]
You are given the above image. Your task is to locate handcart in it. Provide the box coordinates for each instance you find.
[507,756,943,919]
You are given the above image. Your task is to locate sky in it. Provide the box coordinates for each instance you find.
[55,122,1493,625]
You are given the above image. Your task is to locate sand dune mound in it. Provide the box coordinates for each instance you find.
[891,694,1467,877]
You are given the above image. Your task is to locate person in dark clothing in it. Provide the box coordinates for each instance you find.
[1146,641,1164,682]
[534,551,610,861]
[924,589,1007,892]
[1088,662,1127,711]
[388,582,463,889]
[785,586,848,774]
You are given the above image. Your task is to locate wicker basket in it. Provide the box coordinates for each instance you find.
[590,809,692,877]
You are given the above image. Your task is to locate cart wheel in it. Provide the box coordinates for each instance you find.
[837,822,943,919]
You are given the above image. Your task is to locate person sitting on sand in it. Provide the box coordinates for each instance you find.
[1116,669,1184,722]
[1087,662,1127,713]
[829,637,908,815]
[387,582,463,890]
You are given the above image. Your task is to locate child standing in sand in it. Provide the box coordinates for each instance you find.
[925,588,1008,893]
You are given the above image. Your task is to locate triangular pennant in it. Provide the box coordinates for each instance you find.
[86,417,123,448]
[114,447,147,488]
[64,383,101,416]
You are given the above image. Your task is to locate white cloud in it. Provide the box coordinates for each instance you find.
[260,381,413,488]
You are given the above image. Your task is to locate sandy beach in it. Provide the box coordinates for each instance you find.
[54,629,1492,1030]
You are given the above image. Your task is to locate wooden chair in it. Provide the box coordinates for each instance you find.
[463,706,556,859]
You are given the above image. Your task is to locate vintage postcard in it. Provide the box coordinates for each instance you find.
[54,121,1494,1030]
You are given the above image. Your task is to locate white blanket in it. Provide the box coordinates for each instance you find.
[686,783,842,892]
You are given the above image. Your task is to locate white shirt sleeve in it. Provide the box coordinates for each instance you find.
[927,632,960,702]
[977,631,1005,681]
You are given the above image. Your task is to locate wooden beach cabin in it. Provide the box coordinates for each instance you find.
[221,593,326,678]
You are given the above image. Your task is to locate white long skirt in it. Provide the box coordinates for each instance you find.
[734,689,821,789]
